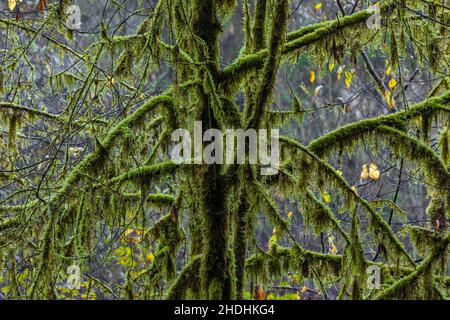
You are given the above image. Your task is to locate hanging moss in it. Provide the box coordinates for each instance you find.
[281,136,415,266]
[300,190,349,242]
[439,126,450,167]
[375,235,450,300]
[165,255,201,299]
[340,211,367,300]
[111,161,178,186]
[246,0,288,129]
[404,226,441,257]
[148,211,184,282]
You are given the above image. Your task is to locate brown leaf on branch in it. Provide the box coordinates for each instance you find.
[37,0,49,13]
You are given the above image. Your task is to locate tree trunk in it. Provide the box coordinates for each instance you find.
[234,196,249,299]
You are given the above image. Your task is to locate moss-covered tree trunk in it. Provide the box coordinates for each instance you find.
[190,0,235,299]
[234,195,249,299]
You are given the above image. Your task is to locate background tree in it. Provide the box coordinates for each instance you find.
[0,0,449,300]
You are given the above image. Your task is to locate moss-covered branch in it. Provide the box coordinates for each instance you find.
[246,0,288,129]
[111,161,178,185]
[374,234,450,300]
[0,102,108,126]
[308,91,450,157]
[280,136,415,266]
[165,255,201,299]
[221,7,384,93]
[55,96,172,201]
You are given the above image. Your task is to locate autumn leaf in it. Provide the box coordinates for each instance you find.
[369,162,380,180]
[287,211,294,218]
[123,228,146,244]
[384,90,396,109]
[328,61,335,72]
[322,191,331,203]
[361,163,381,180]
[146,252,155,263]
[107,77,116,87]
[37,0,49,13]
[344,70,354,88]
[314,3,322,11]
[268,226,278,247]
[8,0,16,11]
[388,77,397,90]
[385,63,392,77]
[328,237,338,255]
[254,286,266,300]
[69,146,83,155]
[360,164,369,179]
[314,85,324,96]
[337,66,344,80]
[309,70,316,84]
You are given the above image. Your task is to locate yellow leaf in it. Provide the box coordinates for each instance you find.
[314,3,322,10]
[8,0,16,11]
[336,169,343,176]
[322,191,331,203]
[309,70,316,84]
[337,66,344,80]
[388,78,397,90]
[351,186,358,195]
[69,146,83,155]
[300,286,308,294]
[123,228,145,244]
[328,61,335,72]
[369,163,380,180]
[314,85,324,96]
[384,90,396,109]
[344,71,354,88]
[360,164,369,179]
[107,77,116,87]
[369,169,380,180]
[330,243,337,255]
[146,252,155,263]
[287,211,294,218]
[328,237,338,255]
[269,234,277,246]
[385,63,392,77]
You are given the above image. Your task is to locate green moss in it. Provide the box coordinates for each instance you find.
[165,255,201,299]
[220,7,380,94]
[281,136,415,266]
[251,0,267,51]
[307,116,406,157]
[439,126,450,167]
[246,0,288,129]
[111,161,178,185]
[301,190,349,242]
[375,234,450,300]
[0,217,20,233]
